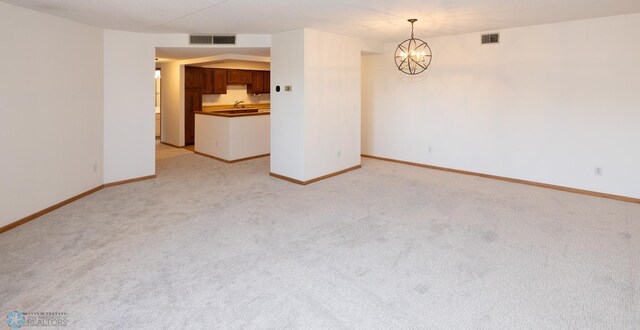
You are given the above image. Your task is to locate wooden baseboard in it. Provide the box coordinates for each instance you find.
[160,141,184,148]
[230,154,270,163]
[270,165,362,186]
[1,174,157,235]
[194,151,270,163]
[362,154,639,204]
[103,175,156,188]
[0,185,103,234]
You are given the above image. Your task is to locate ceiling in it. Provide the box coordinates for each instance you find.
[4,0,640,42]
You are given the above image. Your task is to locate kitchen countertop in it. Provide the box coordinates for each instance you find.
[195,109,270,118]
[197,103,270,117]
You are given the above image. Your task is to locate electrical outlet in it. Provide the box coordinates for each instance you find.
[428,146,433,153]
[337,150,342,158]
[93,163,97,172]
[594,167,603,176]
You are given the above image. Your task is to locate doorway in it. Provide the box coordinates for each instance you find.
[155,68,161,139]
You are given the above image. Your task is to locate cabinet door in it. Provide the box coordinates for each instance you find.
[185,66,203,89]
[240,70,252,84]
[213,69,228,94]
[202,68,214,94]
[184,89,201,145]
[263,71,270,94]
[227,69,252,84]
[249,71,264,94]
[227,69,242,84]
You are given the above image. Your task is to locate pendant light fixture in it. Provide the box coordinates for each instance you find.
[395,19,432,75]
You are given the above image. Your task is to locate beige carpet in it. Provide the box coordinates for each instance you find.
[1,142,639,329]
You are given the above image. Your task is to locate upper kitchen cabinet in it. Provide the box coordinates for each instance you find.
[227,69,252,85]
[264,71,270,93]
[185,66,204,89]
[202,68,228,94]
[213,69,228,94]
[202,68,214,94]
[248,71,264,94]
[248,71,271,94]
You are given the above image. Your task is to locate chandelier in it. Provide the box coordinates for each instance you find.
[394,19,432,75]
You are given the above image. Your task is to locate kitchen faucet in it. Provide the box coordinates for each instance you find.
[233,100,244,109]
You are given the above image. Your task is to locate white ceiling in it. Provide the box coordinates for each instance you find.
[4,0,640,42]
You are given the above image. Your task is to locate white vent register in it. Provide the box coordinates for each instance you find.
[189,35,236,45]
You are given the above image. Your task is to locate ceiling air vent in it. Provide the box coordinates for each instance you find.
[481,33,499,44]
[213,35,236,45]
[189,35,236,45]
[189,35,213,45]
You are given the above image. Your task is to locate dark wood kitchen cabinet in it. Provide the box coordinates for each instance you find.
[202,68,228,94]
[263,71,270,93]
[184,89,201,145]
[213,69,228,94]
[227,69,252,84]
[248,70,270,94]
[202,68,214,94]
[248,71,264,94]
[185,66,204,89]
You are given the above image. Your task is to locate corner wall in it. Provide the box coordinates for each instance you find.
[270,29,306,180]
[157,61,183,147]
[270,29,363,182]
[103,30,156,183]
[0,2,104,226]
[303,29,361,179]
[362,14,640,198]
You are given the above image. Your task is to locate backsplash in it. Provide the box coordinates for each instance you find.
[202,85,270,106]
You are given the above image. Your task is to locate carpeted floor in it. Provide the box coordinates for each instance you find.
[1,142,639,329]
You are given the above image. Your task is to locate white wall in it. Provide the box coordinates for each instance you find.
[362,14,640,198]
[0,2,104,226]
[270,29,306,180]
[271,29,363,181]
[103,30,156,184]
[195,114,270,161]
[303,29,361,179]
[158,61,183,146]
[195,115,230,159]
[229,116,270,160]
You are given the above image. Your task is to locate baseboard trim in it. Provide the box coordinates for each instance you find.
[0,185,103,234]
[194,151,270,163]
[0,174,157,235]
[160,141,184,148]
[362,154,639,204]
[270,165,362,186]
[103,175,156,188]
